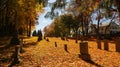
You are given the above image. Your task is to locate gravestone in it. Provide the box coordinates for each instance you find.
[46,38,49,42]
[115,38,120,52]
[44,36,46,39]
[97,39,102,49]
[55,42,57,47]
[104,39,109,50]
[61,37,65,40]
[64,44,69,53]
[79,42,90,60]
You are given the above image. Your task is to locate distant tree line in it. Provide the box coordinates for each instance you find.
[32,30,43,41]
[32,30,42,36]
[44,0,120,41]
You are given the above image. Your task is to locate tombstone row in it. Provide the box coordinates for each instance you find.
[97,39,120,52]
[54,41,90,60]
[54,39,120,61]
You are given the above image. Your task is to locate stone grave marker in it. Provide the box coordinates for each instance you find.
[115,38,120,52]
[55,42,57,47]
[104,39,109,50]
[79,42,90,60]
[64,44,69,53]
[97,39,102,49]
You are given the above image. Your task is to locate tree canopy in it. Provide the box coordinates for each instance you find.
[43,0,120,41]
[0,0,120,38]
[0,0,45,37]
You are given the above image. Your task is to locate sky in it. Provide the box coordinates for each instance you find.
[36,0,70,32]
[35,0,57,31]
[35,0,118,32]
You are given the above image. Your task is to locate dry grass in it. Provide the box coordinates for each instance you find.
[0,37,120,67]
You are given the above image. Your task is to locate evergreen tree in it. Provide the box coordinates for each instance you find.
[32,30,37,36]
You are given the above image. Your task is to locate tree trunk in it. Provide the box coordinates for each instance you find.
[5,3,9,36]
[68,25,71,35]
[104,12,117,35]
[28,20,31,37]
[118,5,120,21]
[86,17,89,37]
[75,29,78,43]
[82,16,84,36]
[116,0,120,13]
[26,18,29,37]
[97,19,100,39]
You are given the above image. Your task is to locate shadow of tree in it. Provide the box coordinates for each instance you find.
[23,42,38,48]
[0,44,15,51]
[0,57,11,63]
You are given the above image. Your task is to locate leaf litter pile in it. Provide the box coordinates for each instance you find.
[0,37,120,67]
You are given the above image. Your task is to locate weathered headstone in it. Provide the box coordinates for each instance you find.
[115,38,120,52]
[44,36,46,39]
[79,42,90,60]
[55,42,57,47]
[64,44,69,53]
[97,39,102,49]
[46,38,49,42]
[104,39,109,50]
[61,37,65,40]
[80,42,88,54]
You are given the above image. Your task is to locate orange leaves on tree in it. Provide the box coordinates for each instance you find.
[92,2,99,10]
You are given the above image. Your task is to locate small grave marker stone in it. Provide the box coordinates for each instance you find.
[79,42,90,60]
[104,39,109,50]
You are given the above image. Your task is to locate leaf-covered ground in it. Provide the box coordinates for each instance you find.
[0,37,120,67]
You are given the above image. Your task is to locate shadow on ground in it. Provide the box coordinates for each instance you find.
[79,54,102,67]
[83,60,102,67]
[23,42,38,48]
